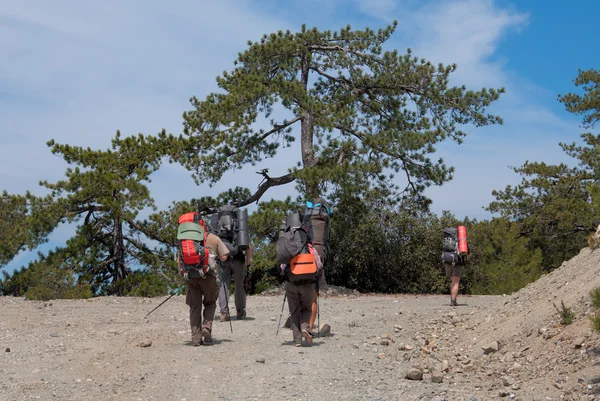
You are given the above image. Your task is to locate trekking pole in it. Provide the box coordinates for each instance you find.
[145,285,185,318]
[316,279,320,338]
[219,261,233,333]
[276,293,287,336]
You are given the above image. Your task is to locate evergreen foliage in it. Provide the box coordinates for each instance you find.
[164,23,503,206]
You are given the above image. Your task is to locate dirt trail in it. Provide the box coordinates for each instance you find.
[1,248,600,401]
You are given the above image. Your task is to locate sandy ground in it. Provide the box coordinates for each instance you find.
[2,247,600,401]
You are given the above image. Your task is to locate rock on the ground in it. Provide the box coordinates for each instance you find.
[138,340,152,348]
[406,368,423,381]
[319,323,331,336]
[431,371,443,383]
[482,341,499,354]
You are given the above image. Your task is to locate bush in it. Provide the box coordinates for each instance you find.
[99,270,170,297]
[590,287,600,309]
[25,264,92,301]
[591,286,600,334]
[554,300,574,326]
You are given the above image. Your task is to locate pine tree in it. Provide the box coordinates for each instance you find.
[31,131,173,293]
[166,23,504,206]
[488,69,600,270]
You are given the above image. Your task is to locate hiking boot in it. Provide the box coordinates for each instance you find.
[192,340,202,347]
[302,329,313,345]
[450,299,458,307]
[201,328,212,343]
[219,313,230,322]
[236,309,246,320]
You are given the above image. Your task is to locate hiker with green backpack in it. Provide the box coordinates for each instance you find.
[176,212,231,346]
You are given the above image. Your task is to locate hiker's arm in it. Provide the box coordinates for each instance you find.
[245,247,253,266]
[216,237,231,261]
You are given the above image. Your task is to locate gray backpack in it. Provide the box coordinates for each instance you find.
[276,213,308,265]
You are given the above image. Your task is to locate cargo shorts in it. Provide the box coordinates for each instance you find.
[444,263,462,278]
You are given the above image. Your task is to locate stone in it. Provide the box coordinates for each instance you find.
[380,340,390,346]
[431,371,443,383]
[138,340,152,348]
[5,348,9,353]
[255,356,266,364]
[405,368,423,381]
[482,341,499,354]
[573,337,585,349]
[319,324,331,337]
[378,353,385,359]
[502,376,515,387]
[463,364,476,372]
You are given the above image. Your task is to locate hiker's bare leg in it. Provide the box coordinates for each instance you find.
[309,290,317,331]
[450,276,460,301]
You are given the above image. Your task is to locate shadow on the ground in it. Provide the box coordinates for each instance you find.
[279,340,323,347]
[184,339,234,347]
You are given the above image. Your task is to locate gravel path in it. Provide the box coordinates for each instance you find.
[2,248,600,401]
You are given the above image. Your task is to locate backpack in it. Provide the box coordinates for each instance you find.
[302,198,332,264]
[442,227,467,266]
[287,246,318,284]
[276,212,318,284]
[209,205,239,256]
[276,213,307,265]
[442,227,458,252]
[177,212,210,278]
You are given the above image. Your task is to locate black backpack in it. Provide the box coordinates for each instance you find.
[209,205,239,255]
[276,213,309,265]
[302,198,332,265]
[442,227,466,265]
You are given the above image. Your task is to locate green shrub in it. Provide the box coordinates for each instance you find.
[591,312,600,334]
[554,300,574,325]
[590,287,600,309]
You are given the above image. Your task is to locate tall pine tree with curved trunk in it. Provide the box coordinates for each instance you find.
[488,69,600,270]
[37,132,172,293]
[169,23,504,206]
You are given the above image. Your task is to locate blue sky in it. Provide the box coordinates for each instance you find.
[1,0,598,273]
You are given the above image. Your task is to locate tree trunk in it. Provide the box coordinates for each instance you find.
[300,52,319,199]
[111,217,127,292]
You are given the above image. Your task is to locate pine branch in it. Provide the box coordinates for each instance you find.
[236,171,296,206]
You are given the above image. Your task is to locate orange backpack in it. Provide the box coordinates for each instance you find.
[288,244,318,284]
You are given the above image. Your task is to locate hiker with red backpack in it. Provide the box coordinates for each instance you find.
[276,212,323,346]
[442,225,469,307]
[176,212,231,346]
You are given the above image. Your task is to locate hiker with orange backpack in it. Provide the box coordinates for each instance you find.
[276,212,323,346]
[176,212,231,346]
